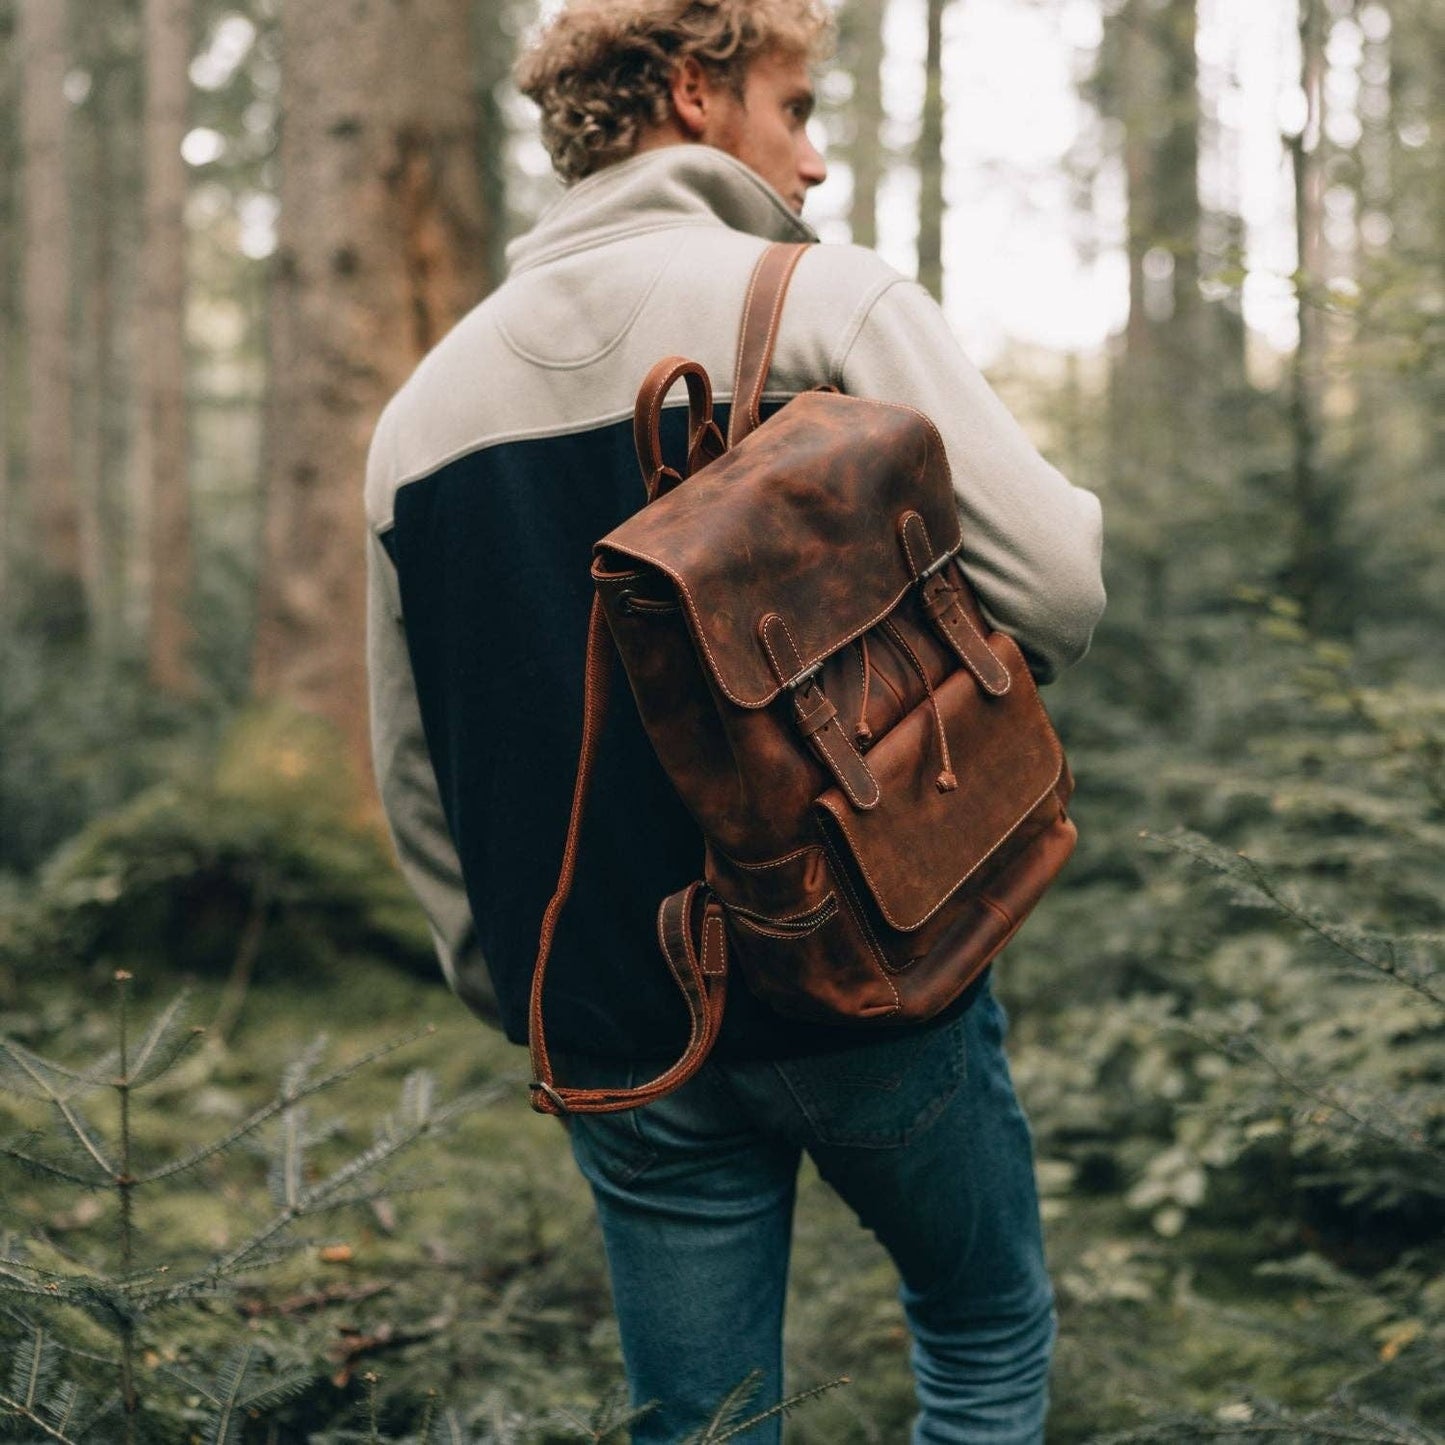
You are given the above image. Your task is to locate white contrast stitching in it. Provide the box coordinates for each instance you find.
[818,830,900,1008]
[947,602,1011,695]
[899,512,930,578]
[758,613,798,685]
[721,844,824,872]
[810,717,880,810]
[702,912,726,975]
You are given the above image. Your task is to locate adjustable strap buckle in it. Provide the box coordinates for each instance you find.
[758,612,879,810]
[918,549,955,581]
[528,1080,570,1115]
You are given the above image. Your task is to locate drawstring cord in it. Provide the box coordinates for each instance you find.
[882,621,957,792]
[855,636,874,747]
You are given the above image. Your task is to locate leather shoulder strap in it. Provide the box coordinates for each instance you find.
[726,242,812,449]
[528,242,811,1116]
[527,597,728,1117]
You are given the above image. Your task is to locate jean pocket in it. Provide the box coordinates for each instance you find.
[771,1012,968,1150]
[555,1057,661,1189]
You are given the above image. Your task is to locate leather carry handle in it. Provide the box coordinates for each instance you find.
[526,595,728,1117]
[632,243,812,491]
[633,358,725,499]
[728,242,812,448]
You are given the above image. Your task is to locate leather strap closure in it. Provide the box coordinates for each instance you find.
[634,357,726,500]
[794,687,838,739]
[527,599,729,1116]
[759,612,880,811]
[728,242,812,449]
[898,512,1011,697]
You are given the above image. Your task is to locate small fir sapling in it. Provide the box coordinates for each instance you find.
[0,971,496,1444]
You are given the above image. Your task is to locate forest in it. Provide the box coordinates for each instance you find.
[0,0,1442,1439]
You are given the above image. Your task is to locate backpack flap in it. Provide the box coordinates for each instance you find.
[594,390,962,710]
[815,631,1069,935]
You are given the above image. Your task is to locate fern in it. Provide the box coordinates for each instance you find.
[1116,791,1445,1439]
[7,1323,63,1419]
[0,1128,111,1189]
[0,1040,116,1102]
[423,1406,472,1445]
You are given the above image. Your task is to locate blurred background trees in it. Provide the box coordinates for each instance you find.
[2,0,1440,826]
[0,0,1441,1438]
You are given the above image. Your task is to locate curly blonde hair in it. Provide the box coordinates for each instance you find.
[514,0,834,184]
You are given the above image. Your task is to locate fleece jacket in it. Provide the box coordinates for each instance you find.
[365,143,1106,1061]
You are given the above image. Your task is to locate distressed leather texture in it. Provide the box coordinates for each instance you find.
[529,242,1077,1115]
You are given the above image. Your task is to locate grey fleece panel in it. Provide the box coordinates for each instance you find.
[504,145,815,274]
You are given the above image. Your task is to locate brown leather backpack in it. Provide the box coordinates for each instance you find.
[528,242,1077,1116]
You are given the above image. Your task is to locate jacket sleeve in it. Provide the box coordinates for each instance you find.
[836,276,1105,682]
[367,525,500,1025]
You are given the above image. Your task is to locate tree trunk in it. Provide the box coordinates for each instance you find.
[1156,0,1200,415]
[474,0,507,289]
[1283,0,1338,632]
[140,0,195,693]
[1380,0,1443,483]
[18,0,87,636]
[1119,10,1154,369]
[252,0,489,784]
[74,3,136,665]
[916,0,946,300]
[0,4,14,612]
[1099,0,1202,623]
[1116,0,1200,390]
[839,0,886,251]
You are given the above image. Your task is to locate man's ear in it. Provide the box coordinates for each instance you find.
[669,56,713,139]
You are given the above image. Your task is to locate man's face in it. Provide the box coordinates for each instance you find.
[700,51,827,215]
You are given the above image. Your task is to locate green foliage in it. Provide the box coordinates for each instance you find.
[0,637,211,879]
[1004,596,1445,1441]
[1098,825,1445,1441]
[306,1370,850,1445]
[0,974,495,1444]
[162,1343,313,1445]
[0,1,1438,1432]
[1,708,434,986]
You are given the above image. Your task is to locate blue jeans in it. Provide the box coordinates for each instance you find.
[562,982,1055,1443]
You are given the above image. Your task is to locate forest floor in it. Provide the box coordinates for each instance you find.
[0,948,1356,1442]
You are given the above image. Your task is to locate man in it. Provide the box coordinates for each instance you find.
[366,0,1105,1439]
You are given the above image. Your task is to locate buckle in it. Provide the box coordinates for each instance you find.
[786,662,822,691]
[528,1080,569,1114]
[918,550,956,581]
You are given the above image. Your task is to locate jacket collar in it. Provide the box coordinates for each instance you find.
[505,145,817,276]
